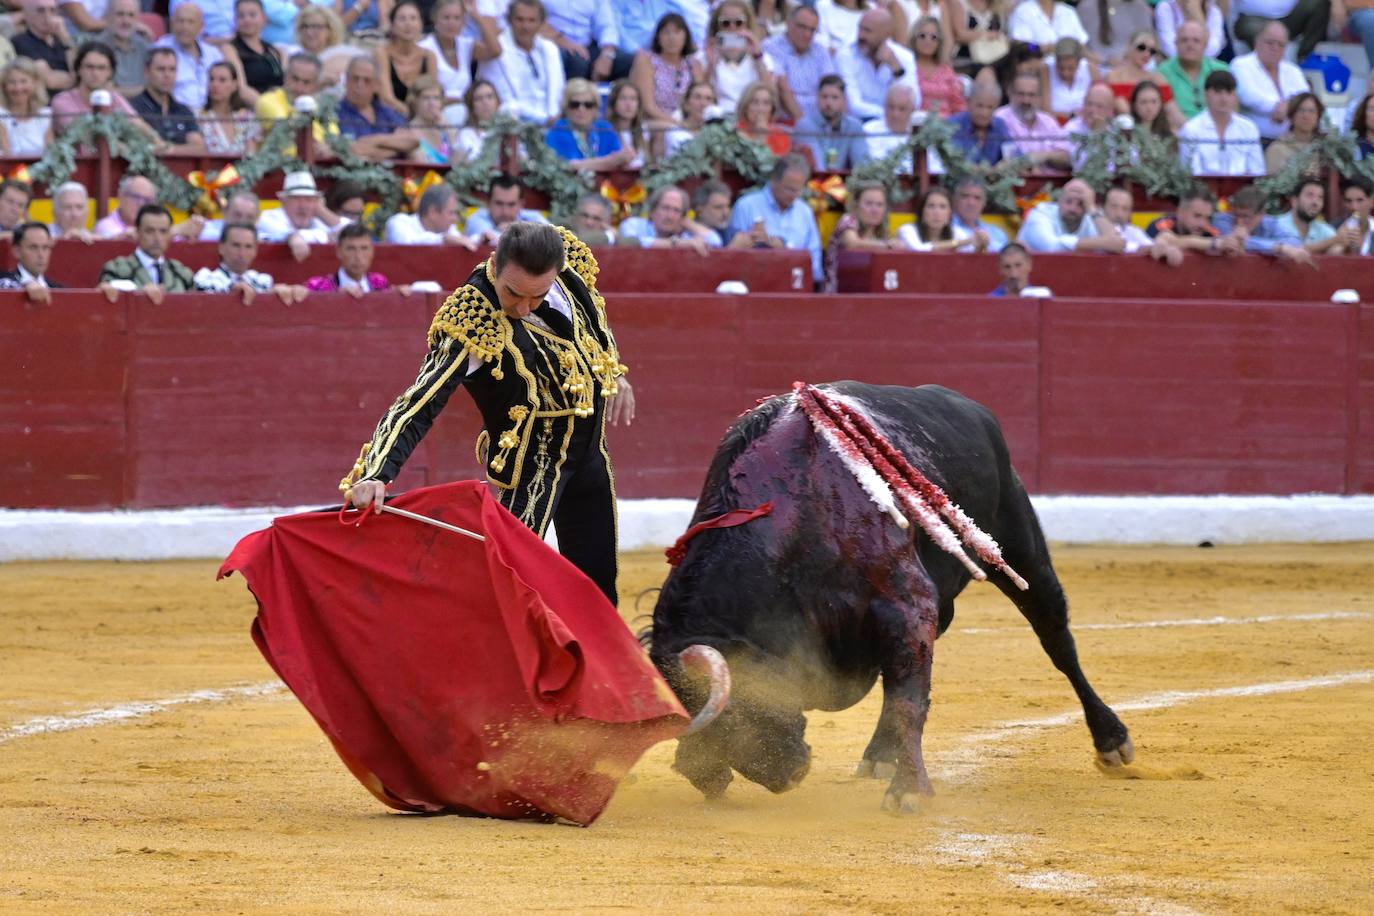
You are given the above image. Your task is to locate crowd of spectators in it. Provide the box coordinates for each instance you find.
[1,0,1373,300]
[0,0,1370,172]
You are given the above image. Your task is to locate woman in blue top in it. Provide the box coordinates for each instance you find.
[546,78,636,172]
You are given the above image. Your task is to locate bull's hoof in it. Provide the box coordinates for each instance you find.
[1096,735,1136,767]
[854,759,896,779]
[880,790,926,815]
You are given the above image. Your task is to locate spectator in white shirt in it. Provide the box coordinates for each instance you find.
[420,0,501,127]
[385,184,479,248]
[476,0,564,125]
[1018,178,1126,252]
[835,7,919,122]
[1064,81,1115,168]
[1232,21,1310,141]
[702,1,775,115]
[1048,37,1095,117]
[257,171,346,262]
[49,180,94,243]
[1007,0,1089,49]
[1178,70,1265,175]
[198,189,261,241]
[1234,0,1330,61]
[193,222,308,304]
[860,82,918,172]
[815,0,865,54]
[1155,0,1227,58]
[1103,185,1184,264]
[896,186,984,251]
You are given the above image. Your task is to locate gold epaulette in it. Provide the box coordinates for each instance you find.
[559,226,600,292]
[427,283,510,379]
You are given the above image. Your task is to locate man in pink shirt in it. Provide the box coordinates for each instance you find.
[995,71,1073,171]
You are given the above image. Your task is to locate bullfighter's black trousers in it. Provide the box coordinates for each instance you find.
[498,416,618,607]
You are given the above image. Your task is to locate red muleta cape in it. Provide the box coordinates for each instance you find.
[218,481,689,826]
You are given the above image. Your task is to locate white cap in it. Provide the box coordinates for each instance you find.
[278,171,321,198]
[89,89,112,108]
[1330,288,1360,304]
[715,280,749,295]
[1020,286,1053,298]
[1113,114,1135,130]
[293,94,318,115]
[410,280,442,293]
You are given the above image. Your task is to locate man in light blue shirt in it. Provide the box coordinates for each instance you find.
[727,153,823,282]
[951,177,1008,253]
[464,175,550,244]
[612,0,669,55]
[1271,177,1338,250]
[620,185,722,254]
[544,0,633,81]
[1211,185,1311,263]
[1017,179,1124,254]
[794,75,866,170]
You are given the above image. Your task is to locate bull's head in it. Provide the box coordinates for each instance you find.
[658,641,812,798]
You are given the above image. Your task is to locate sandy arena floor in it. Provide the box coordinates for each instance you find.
[2,543,1372,914]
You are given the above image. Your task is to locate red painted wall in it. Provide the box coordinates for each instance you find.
[2,291,1370,509]
[837,251,1374,303]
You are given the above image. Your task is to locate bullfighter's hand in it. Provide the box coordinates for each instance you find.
[607,377,635,426]
[349,479,387,513]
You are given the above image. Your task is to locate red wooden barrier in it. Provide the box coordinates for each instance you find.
[1,239,812,295]
[2,291,1370,510]
[0,292,130,507]
[837,251,1374,303]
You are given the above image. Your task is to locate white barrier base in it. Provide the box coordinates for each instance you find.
[1,495,1372,562]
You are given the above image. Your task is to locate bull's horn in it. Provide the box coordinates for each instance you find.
[678,645,731,737]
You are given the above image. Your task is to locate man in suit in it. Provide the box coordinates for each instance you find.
[98,204,195,304]
[0,221,63,303]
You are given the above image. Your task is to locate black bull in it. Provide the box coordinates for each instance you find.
[648,382,1133,812]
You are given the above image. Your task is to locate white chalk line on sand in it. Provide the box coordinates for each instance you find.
[0,681,285,745]
[926,668,1374,911]
[935,668,1374,781]
[957,609,1371,636]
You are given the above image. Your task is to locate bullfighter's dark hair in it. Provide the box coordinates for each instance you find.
[768,153,812,184]
[494,222,564,275]
[135,204,172,228]
[12,220,50,246]
[1341,175,1374,196]
[1291,177,1325,200]
[220,221,257,242]
[336,221,372,244]
[1178,184,1216,207]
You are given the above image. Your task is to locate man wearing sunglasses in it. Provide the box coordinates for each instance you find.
[477,0,563,124]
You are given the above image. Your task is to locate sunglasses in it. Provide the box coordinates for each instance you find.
[568,99,597,109]
[718,18,746,27]
[916,32,939,39]
[1135,42,1158,54]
